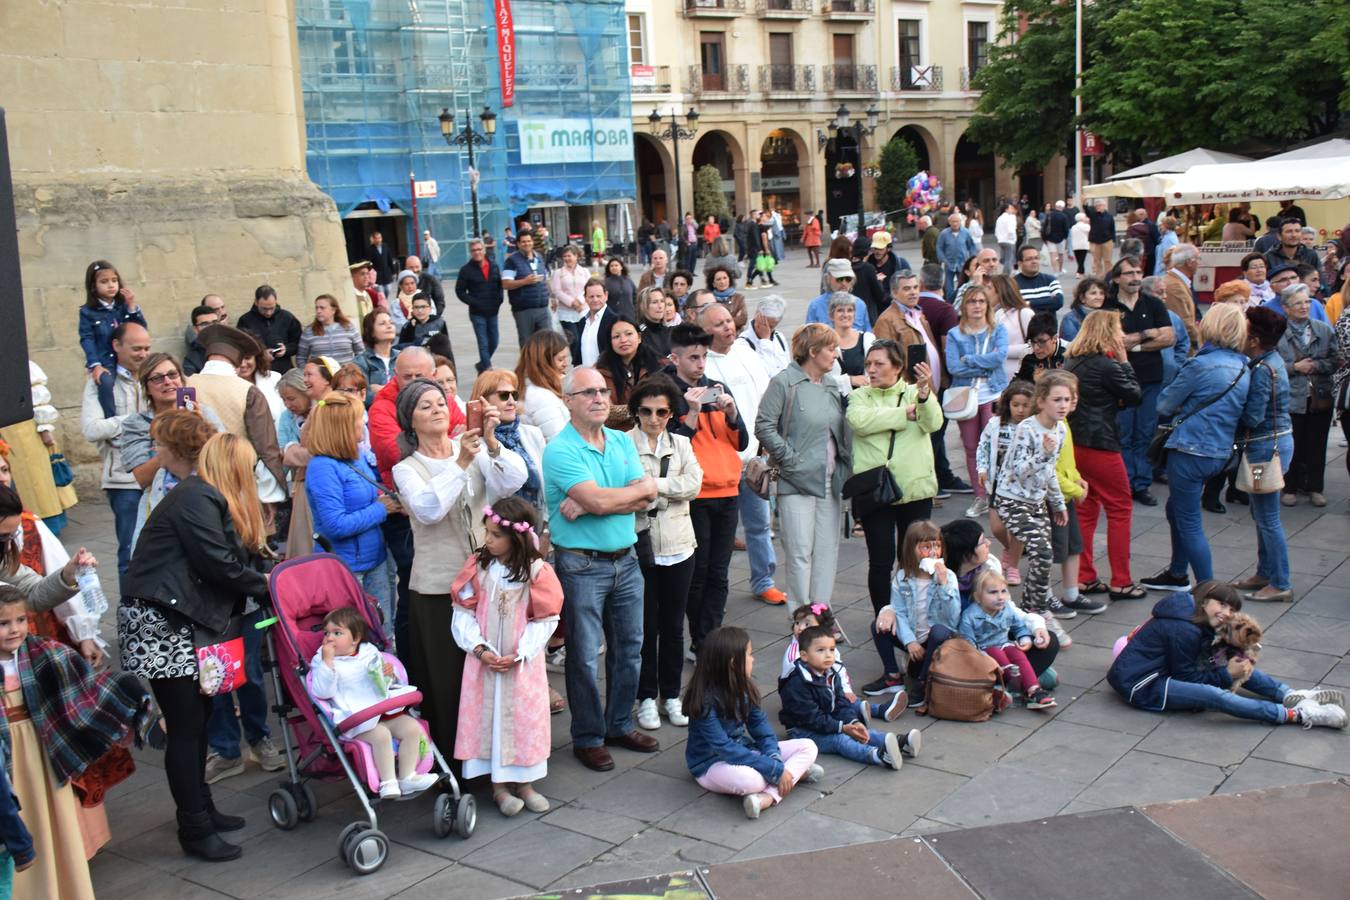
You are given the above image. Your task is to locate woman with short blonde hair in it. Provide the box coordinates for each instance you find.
[790,322,839,365]
[1198,301,1248,352]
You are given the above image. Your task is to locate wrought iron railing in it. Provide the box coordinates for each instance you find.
[758,63,816,94]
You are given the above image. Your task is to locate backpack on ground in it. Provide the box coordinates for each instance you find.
[923,637,1008,722]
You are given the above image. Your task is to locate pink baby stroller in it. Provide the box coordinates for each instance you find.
[262,552,476,874]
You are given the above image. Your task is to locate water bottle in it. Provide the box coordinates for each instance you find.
[75,565,109,617]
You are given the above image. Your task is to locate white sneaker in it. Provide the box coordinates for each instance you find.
[965,497,990,518]
[1296,699,1348,730]
[637,698,660,730]
[397,773,439,795]
[545,645,566,673]
[1043,614,1073,648]
[662,698,689,727]
[378,779,401,799]
[880,732,903,771]
[1283,687,1345,709]
[901,728,922,759]
[743,792,766,819]
[801,763,825,784]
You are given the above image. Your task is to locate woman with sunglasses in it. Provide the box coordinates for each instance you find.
[627,375,702,732]
[120,353,225,494]
[469,370,546,514]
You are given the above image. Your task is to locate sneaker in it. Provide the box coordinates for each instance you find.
[743,793,767,819]
[1309,492,1328,507]
[859,701,872,726]
[684,646,698,663]
[881,732,903,770]
[1141,569,1191,591]
[900,727,922,758]
[662,698,689,727]
[637,698,660,730]
[802,763,825,784]
[965,497,990,518]
[1025,688,1058,710]
[1044,596,1078,620]
[397,773,439,796]
[881,691,906,721]
[1061,595,1108,614]
[204,752,245,785]
[943,478,975,494]
[1005,566,1022,586]
[545,645,567,673]
[378,779,401,800]
[934,488,952,500]
[861,673,905,695]
[1296,699,1348,730]
[1280,493,1298,507]
[1041,614,1073,648]
[1283,688,1345,709]
[1038,667,1059,691]
[250,736,286,772]
[907,691,926,708]
[755,587,788,605]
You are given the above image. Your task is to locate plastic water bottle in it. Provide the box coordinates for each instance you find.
[75,565,109,617]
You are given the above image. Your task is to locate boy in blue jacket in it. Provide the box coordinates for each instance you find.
[778,626,919,770]
[0,742,36,893]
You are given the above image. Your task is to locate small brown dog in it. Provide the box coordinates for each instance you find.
[1212,613,1263,690]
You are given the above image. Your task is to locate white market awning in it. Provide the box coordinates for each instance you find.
[1264,138,1350,161]
[1166,156,1350,204]
[1107,148,1252,181]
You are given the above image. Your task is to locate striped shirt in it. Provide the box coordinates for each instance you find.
[1013,272,1065,313]
[297,323,364,367]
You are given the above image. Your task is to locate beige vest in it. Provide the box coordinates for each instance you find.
[186,372,250,435]
[393,452,487,595]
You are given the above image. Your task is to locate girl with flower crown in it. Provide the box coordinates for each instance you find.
[449,496,562,817]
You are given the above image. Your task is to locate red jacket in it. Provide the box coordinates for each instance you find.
[368,379,466,488]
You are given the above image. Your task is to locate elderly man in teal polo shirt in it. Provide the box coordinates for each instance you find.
[544,366,660,772]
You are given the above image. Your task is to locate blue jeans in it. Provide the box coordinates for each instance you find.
[1159,668,1289,724]
[1165,451,1228,581]
[469,312,499,373]
[738,477,775,594]
[557,549,645,748]
[942,267,960,301]
[357,553,396,630]
[382,514,414,653]
[1250,434,1294,590]
[105,488,142,589]
[1118,381,1162,492]
[789,719,888,765]
[207,607,271,758]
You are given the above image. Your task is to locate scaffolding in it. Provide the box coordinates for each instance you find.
[297,0,637,265]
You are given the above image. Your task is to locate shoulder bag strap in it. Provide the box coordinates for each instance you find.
[884,390,905,462]
[1170,365,1246,430]
[344,460,395,496]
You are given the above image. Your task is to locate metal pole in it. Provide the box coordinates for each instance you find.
[465,110,481,239]
[1074,0,1083,204]
[855,128,864,233]
[409,171,421,257]
[671,111,684,223]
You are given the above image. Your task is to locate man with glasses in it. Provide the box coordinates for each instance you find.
[805,258,871,330]
[403,254,444,316]
[454,238,503,374]
[543,367,658,772]
[398,291,453,362]
[1015,312,1067,382]
[740,293,790,377]
[1014,244,1065,313]
[182,292,227,355]
[237,285,302,374]
[501,231,552,346]
[1262,263,1332,322]
[181,304,220,376]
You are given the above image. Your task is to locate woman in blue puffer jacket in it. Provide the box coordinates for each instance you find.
[1107,582,1345,728]
[304,391,399,624]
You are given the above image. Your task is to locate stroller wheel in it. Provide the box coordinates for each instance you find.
[268,788,299,831]
[337,821,365,861]
[347,828,389,875]
[432,793,453,839]
[453,794,477,839]
[294,782,318,822]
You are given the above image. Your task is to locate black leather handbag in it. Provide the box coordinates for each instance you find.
[842,393,904,519]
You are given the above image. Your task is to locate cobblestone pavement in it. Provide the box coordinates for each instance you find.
[68,241,1349,898]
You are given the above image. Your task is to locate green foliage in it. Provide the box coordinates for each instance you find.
[876,136,921,214]
[693,165,729,221]
[968,0,1346,168]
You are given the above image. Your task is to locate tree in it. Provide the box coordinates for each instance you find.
[875,135,921,215]
[693,165,729,222]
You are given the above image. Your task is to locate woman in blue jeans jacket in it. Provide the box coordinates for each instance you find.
[944,285,1010,513]
[1108,583,1345,728]
[1233,308,1295,602]
[304,392,398,622]
[1142,305,1260,591]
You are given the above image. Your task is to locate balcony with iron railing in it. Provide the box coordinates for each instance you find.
[823,64,877,95]
[687,63,751,97]
[757,0,813,18]
[820,0,873,19]
[961,66,983,91]
[684,0,746,17]
[758,63,816,95]
[890,64,942,92]
[630,65,673,95]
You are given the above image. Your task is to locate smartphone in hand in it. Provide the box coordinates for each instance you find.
[466,398,485,433]
[175,387,198,410]
[906,344,927,383]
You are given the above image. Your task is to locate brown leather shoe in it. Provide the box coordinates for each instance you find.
[605,730,660,753]
[572,745,615,771]
[1232,574,1269,591]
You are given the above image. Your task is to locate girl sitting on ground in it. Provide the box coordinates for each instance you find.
[959,570,1058,710]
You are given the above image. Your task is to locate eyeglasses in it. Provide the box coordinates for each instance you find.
[637,407,671,418]
[336,386,364,395]
[147,371,182,386]
[493,390,519,402]
[567,387,612,400]
[411,304,432,311]
[1032,335,1057,346]
[835,276,855,283]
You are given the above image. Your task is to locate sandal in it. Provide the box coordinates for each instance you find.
[549,687,566,715]
[1080,580,1110,595]
[1109,583,1148,600]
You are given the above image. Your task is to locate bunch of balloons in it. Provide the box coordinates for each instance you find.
[903,171,943,223]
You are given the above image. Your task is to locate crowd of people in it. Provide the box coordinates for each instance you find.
[2,201,1349,895]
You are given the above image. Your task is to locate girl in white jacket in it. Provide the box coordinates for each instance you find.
[310,607,436,799]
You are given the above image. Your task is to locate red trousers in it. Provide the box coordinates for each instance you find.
[1074,445,1134,587]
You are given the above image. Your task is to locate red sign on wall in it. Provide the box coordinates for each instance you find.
[1081,131,1103,157]
[495,0,515,108]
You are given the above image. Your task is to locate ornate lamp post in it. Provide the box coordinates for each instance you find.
[439,106,497,239]
[647,108,700,222]
[819,103,881,233]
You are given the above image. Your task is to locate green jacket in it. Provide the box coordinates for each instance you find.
[845,380,943,503]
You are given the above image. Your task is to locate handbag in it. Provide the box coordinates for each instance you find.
[1237,363,1286,495]
[49,452,74,487]
[942,330,989,422]
[842,392,905,519]
[746,382,798,500]
[1147,366,1246,469]
[193,615,247,696]
[634,454,670,568]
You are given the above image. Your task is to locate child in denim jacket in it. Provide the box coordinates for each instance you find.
[959,570,1057,709]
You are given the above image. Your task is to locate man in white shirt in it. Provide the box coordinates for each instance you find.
[701,304,785,605]
[995,203,1020,274]
[577,277,617,367]
[739,294,790,377]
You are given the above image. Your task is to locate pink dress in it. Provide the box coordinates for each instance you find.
[450,557,562,781]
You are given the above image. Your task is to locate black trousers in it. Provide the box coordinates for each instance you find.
[686,496,739,649]
[860,498,935,613]
[1074,249,1088,275]
[639,554,695,701]
[929,388,957,486]
[1287,409,1333,493]
[150,676,214,818]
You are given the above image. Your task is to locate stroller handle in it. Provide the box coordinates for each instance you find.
[335,693,423,735]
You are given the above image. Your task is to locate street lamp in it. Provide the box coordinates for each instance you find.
[820,103,882,234]
[439,105,497,240]
[648,108,700,225]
